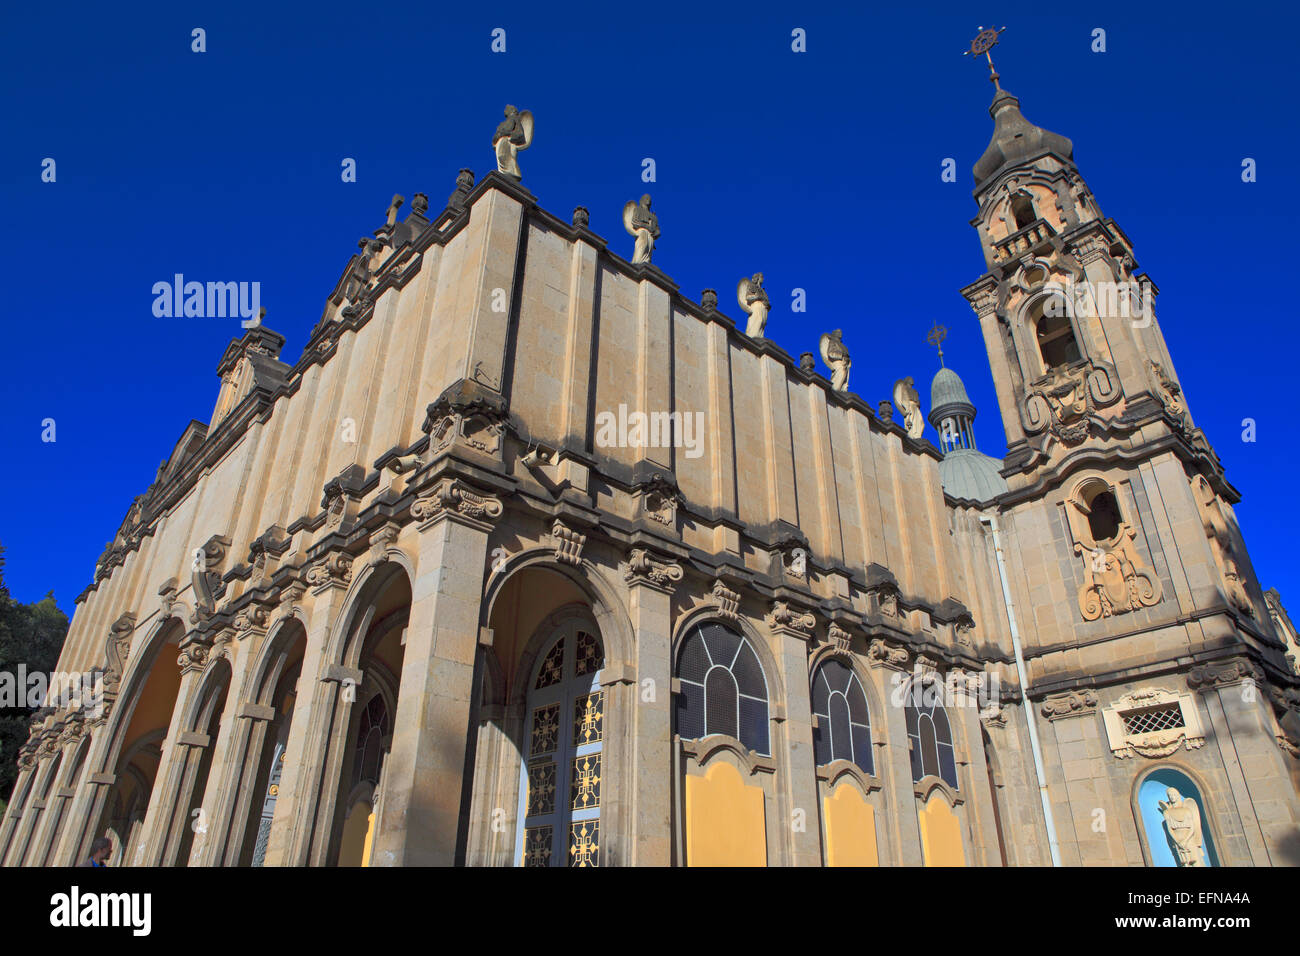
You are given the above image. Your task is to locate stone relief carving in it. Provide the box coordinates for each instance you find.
[700,289,717,312]
[736,273,770,339]
[422,386,511,458]
[639,473,681,528]
[551,519,586,566]
[1158,787,1206,866]
[819,330,851,392]
[1191,475,1255,618]
[1187,658,1259,691]
[623,194,660,265]
[1064,481,1161,622]
[492,104,533,180]
[623,549,682,589]
[892,377,924,439]
[177,639,212,675]
[1021,360,1123,448]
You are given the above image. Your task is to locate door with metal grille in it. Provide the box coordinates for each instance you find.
[516,621,605,867]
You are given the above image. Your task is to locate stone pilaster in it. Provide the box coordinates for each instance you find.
[624,561,675,866]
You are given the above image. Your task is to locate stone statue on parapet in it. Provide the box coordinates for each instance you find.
[493,105,534,180]
[892,376,924,439]
[385,195,404,227]
[623,194,660,264]
[820,330,852,391]
[737,273,771,339]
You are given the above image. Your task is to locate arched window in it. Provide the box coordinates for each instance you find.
[352,692,389,790]
[905,685,958,789]
[518,623,605,867]
[810,659,873,774]
[1010,193,1038,231]
[1036,309,1082,371]
[1087,489,1122,543]
[675,622,769,755]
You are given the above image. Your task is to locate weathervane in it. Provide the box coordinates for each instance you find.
[963,25,1007,90]
[927,322,948,368]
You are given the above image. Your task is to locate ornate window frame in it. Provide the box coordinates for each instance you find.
[1102,687,1205,759]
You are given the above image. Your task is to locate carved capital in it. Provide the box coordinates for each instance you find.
[867,638,910,670]
[766,600,815,637]
[305,553,354,592]
[1040,689,1099,720]
[411,477,504,529]
[177,639,212,675]
[623,548,683,591]
[1187,658,1259,691]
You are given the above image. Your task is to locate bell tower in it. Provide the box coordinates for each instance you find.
[953,28,1300,864]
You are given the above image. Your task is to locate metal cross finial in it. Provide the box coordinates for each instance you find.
[927,322,948,368]
[964,25,1007,91]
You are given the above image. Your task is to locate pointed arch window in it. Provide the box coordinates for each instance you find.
[811,659,873,774]
[675,622,769,755]
[905,686,958,789]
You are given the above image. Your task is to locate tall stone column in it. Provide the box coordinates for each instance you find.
[28,722,87,866]
[951,672,1001,866]
[368,477,498,866]
[623,556,675,866]
[262,566,352,867]
[132,640,213,866]
[869,642,924,865]
[0,761,38,866]
[766,603,821,866]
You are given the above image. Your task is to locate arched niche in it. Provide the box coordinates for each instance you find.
[1133,765,1220,867]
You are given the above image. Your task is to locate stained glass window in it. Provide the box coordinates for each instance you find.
[675,623,769,755]
[518,624,604,867]
[810,659,873,774]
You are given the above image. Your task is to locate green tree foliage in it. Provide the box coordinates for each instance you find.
[0,543,71,800]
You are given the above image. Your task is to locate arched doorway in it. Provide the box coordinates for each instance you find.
[515,616,605,866]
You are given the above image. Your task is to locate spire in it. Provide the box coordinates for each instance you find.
[965,26,1075,188]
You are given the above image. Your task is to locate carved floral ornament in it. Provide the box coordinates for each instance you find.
[1065,476,1162,622]
[1101,687,1205,759]
[410,478,504,527]
[305,552,354,590]
[1021,358,1123,449]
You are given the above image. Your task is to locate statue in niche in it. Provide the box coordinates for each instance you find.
[493,105,534,180]
[623,194,660,264]
[1157,787,1206,866]
[737,273,771,338]
[892,377,924,439]
[819,329,851,391]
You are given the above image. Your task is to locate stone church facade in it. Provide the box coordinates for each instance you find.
[4,79,1299,868]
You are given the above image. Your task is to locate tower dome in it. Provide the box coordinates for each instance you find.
[973,88,1074,188]
[927,365,1008,503]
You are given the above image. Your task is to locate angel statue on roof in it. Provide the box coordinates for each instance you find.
[493,105,534,180]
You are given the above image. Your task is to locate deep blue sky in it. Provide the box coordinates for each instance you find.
[2,1,1296,619]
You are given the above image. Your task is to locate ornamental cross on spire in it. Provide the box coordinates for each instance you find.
[964,25,1007,91]
[927,322,948,368]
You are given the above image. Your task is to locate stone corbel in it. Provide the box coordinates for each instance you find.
[410,477,504,531]
[232,596,276,638]
[623,548,683,591]
[421,380,511,460]
[551,519,587,566]
[366,522,403,568]
[191,534,232,623]
[773,531,809,583]
[707,578,741,621]
[248,524,291,582]
[177,636,214,676]
[826,622,853,654]
[320,466,366,535]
